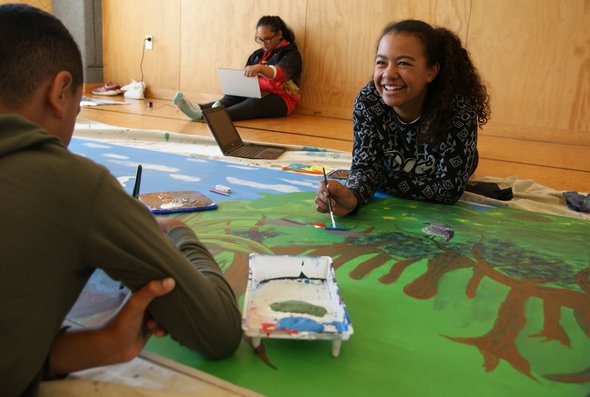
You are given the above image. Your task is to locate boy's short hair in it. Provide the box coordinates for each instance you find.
[0,4,83,108]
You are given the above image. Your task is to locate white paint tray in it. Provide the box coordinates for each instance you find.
[242,254,353,357]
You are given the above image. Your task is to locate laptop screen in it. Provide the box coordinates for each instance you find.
[202,106,244,154]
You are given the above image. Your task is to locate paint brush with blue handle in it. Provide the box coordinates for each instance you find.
[322,167,338,229]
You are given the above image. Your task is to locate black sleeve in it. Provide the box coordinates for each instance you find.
[275,47,302,83]
[346,84,385,208]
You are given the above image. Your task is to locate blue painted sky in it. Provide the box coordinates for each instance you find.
[69,137,321,202]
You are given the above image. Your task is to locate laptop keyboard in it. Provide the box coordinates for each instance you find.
[231,145,267,158]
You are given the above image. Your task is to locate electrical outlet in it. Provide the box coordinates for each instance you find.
[144,35,153,50]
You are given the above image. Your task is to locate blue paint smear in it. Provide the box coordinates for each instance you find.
[328,321,349,332]
[276,317,324,332]
[286,163,313,169]
[301,146,328,152]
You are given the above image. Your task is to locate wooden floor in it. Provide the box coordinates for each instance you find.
[80,95,354,152]
[79,90,589,193]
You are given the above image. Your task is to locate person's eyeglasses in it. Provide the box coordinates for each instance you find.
[255,32,278,45]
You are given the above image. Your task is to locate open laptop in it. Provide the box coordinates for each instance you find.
[217,68,262,98]
[202,106,286,159]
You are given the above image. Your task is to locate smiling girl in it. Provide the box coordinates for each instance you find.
[316,19,490,215]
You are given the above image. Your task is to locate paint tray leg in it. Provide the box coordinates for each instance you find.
[331,339,342,358]
[252,337,261,349]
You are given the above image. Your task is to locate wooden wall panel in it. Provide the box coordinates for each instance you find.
[178,0,307,100]
[0,0,51,12]
[102,0,181,95]
[98,0,589,183]
[468,0,590,144]
[299,0,471,118]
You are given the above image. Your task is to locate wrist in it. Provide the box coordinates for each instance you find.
[345,189,361,215]
[50,327,129,376]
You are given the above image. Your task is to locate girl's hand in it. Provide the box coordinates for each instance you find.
[315,180,358,216]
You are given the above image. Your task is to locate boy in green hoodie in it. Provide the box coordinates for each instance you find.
[0,5,242,397]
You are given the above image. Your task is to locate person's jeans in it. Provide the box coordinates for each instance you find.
[201,93,288,121]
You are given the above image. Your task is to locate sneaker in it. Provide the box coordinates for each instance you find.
[123,81,145,100]
[120,80,138,92]
[173,91,202,120]
[92,82,122,96]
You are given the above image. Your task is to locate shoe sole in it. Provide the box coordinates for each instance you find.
[92,91,122,96]
[124,93,145,100]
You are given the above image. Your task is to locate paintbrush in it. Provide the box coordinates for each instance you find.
[119,164,143,292]
[132,164,143,199]
[322,167,337,229]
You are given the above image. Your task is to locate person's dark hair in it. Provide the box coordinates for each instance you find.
[257,16,296,43]
[0,4,83,108]
[379,20,490,143]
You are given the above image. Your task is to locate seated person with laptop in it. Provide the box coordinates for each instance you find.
[174,15,302,121]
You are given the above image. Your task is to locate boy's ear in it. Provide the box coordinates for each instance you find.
[47,71,74,119]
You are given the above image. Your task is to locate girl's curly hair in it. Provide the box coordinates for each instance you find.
[380,20,490,143]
